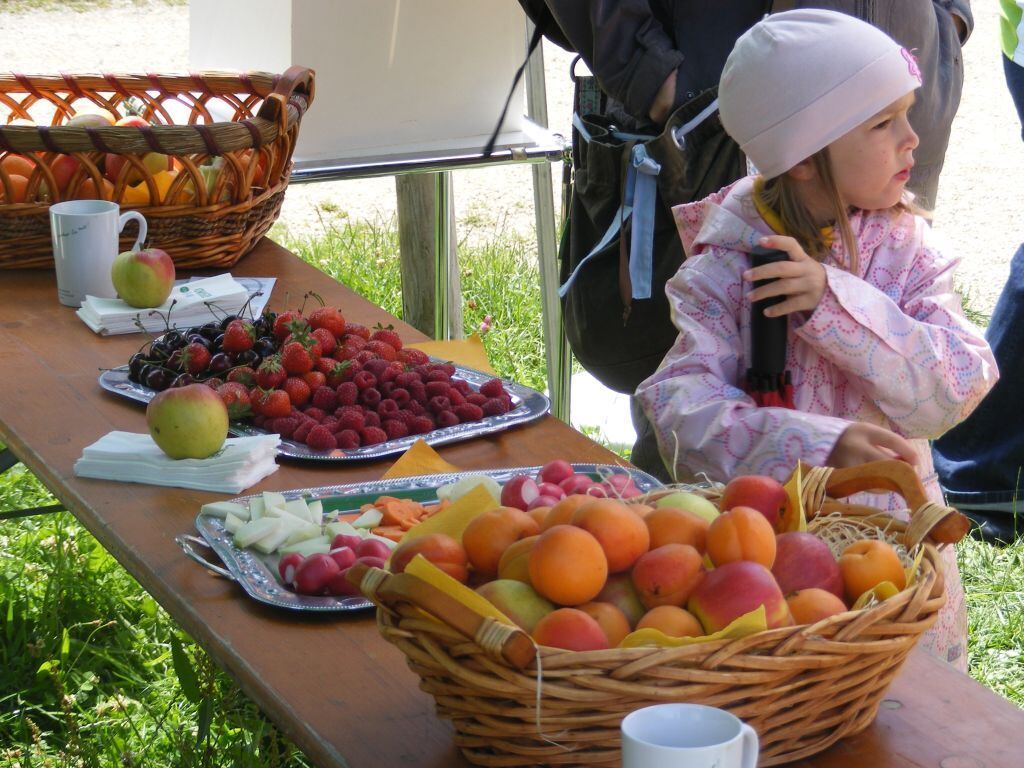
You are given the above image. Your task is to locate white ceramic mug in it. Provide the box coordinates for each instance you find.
[621,703,759,768]
[50,200,147,307]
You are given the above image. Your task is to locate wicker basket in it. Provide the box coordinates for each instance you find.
[0,68,314,270]
[351,460,970,767]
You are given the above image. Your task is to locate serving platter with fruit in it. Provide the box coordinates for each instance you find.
[100,304,549,460]
[178,463,664,612]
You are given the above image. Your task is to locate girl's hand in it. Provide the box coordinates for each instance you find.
[743,235,827,317]
[827,423,919,468]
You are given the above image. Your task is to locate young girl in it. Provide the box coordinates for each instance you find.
[636,9,998,670]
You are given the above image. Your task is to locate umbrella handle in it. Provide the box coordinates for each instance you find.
[749,246,789,375]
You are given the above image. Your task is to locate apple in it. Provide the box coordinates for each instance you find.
[67,110,116,128]
[719,475,788,527]
[772,532,843,598]
[110,247,175,308]
[146,383,229,459]
[687,561,792,634]
[475,579,554,633]
[653,491,719,524]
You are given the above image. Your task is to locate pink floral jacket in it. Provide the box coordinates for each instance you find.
[636,176,998,511]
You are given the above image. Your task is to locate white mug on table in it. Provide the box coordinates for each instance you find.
[50,199,147,307]
[621,703,759,768]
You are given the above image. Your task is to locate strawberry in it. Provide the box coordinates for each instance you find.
[322,360,351,388]
[283,376,312,407]
[222,320,256,354]
[398,348,430,366]
[255,356,287,389]
[302,370,327,391]
[370,324,403,351]
[342,322,371,340]
[310,326,337,356]
[281,341,314,375]
[308,307,347,339]
[273,310,307,342]
[226,366,258,387]
[217,382,251,419]
[261,389,292,419]
[364,340,397,362]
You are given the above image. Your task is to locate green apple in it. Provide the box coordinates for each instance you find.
[111,247,175,308]
[654,491,720,524]
[146,383,228,459]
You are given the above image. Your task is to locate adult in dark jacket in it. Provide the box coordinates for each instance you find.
[533,0,972,480]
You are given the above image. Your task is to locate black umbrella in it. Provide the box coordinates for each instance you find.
[745,245,795,409]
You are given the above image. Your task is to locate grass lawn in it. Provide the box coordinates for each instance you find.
[1,212,1021,765]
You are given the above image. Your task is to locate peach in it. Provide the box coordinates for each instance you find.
[636,605,704,638]
[529,525,608,606]
[705,505,777,568]
[571,498,650,573]
[496,535,539,583]
[462,506,539,578]
[476,579,554,633]
[786,588,849,625]
[644,506,710,553]
[772,531,843,598]
[631,544,705,609]
[532,608,610,651]
[687,561,792,633]
[839,539,906,604]
[390,533,469,583]
[595,573,646,627]
[578,601,631,646]
[719,474,789,527]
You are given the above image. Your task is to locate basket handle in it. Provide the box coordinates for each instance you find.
[256,65,316,135]
[347,563,537,670]
[816,459,969,545]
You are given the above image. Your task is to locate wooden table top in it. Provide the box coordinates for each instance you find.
[0,238,1020,768]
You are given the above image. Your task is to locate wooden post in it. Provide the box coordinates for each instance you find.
[395,173,462,339]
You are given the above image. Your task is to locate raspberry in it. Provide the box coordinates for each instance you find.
[398,348,429,366]
[336,381,359,406]
[425,381,450,398]
[271,416,299,439]
[383,420,410,440]
[293,420,314,443]
[391,387,411,407]
[335,407,366,431]
[354,350,377,365]
[362,411,381,428]
[364,340,397,361]
[436,363,457,377]
[352,370,377,390]
[252,413,267,428]
[451,378,472,396]
[306,425,338,451]
[395,372,421,388]
[467,393,487,406]
[446,387,466,406]
[410,415,435,434]
[320,416,340,432]
[360,387,382,407]
[363,358,390,379]
[379,361,404,383]
[408,381,428,403]
[482,397,510,416]
[335,429,361,449]
[378,381,395,398]
[425,369,451,384]
[428,395,451,414]
[479,378,505,398]
[407,400,426,416]
[436,410,459,428]
[312,386,338,411]
[454,403,484,422]
[303,406,327,423]
[390,409,417,427]
[378,398,399,417]
[360,426,388,445]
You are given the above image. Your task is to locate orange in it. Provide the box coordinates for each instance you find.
[571,497,650,573]
[528,525,607,606]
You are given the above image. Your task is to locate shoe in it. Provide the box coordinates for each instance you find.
[957,507,1022,546]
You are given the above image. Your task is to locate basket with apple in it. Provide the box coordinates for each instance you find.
[0,67,313,270]
[345,458,970,767]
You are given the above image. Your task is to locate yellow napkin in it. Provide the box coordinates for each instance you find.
[618,606,768,649]
[407,332,496,375]
[399,484,499,545]
[382,439,461,479]
[780,463,808,532]
[406,555,515,626]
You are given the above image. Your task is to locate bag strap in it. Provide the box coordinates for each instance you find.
[770,0,798,11]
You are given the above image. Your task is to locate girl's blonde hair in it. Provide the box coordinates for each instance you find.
[758,148,924,275]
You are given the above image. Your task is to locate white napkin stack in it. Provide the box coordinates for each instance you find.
[77,274,251,335]
[74,431,281,494]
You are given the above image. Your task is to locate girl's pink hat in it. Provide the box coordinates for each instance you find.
[718,9,921,179]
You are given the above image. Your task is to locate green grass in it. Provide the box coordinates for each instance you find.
[0,0,186,14]
[1,213,1021,765]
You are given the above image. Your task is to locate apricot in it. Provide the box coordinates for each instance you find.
[527,506,550,528]
[541,494,592,530]
[571,497,650,573]
[496,535,539,583]
[631,543,705,609]
[462,506,540,578]
[838,539,906,604]
[644,506,710,553]
[786,588,849,625]
[528,525,608,606]
[578,601,632,646]
[390,533,470,582]
[0,174,28,203]
[532,607,610,651]
[0,154,35,178]
[705,505,777,568]
[636,605,704,638]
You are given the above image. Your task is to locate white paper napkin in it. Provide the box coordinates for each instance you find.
[74,431,280,494]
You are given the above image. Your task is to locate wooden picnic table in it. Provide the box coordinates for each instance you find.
[0,237,1021,768]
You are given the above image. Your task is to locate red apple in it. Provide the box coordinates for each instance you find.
[110,247,175,308]
[146,383,228,459]
[687,560,792,633]
[772,531,843,598]
[719,474,788,527]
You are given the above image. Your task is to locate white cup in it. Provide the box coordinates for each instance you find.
[621,703,759,768]
[50,200,148,307]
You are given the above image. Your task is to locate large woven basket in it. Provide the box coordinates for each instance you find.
[352,460,970,767]
[0,67,314,270]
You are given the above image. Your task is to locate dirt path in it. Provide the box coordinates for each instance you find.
[1,0,1017,315]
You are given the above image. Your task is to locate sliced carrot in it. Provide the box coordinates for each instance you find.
[375,496,428,529]
[371,525,406,542]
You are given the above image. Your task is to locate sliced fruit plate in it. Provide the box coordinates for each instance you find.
[100,362,549,461]
[176,464,664,613]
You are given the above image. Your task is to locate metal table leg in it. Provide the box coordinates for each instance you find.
[0,446,63,520]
